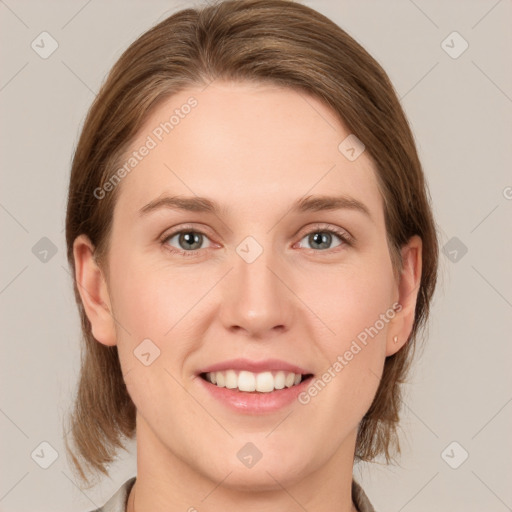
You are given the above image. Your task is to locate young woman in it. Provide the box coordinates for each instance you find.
[64,1,438,511]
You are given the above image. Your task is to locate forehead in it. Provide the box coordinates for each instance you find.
[114,80,383,223]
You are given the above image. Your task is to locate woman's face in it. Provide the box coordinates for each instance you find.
[77,80,421,491]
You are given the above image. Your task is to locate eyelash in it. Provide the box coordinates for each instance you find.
[160,223,354,258]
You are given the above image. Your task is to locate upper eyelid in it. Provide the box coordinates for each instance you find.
[295,222,354,244]
[161,224,213,243]
[296,222,350,236]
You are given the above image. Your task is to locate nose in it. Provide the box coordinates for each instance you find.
[219,246,294,338]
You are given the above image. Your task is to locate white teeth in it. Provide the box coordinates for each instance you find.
[239,371,256,392]
[216,372,225,387]
[274,371,285,390]
[204,370,305,392]
[285,372,295,388]
[256,371,274,393]
[225,369,237,389]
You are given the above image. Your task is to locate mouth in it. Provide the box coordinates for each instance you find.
[199,370,315,393]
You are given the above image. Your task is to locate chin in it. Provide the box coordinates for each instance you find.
[215,465,304,492]
[202,449,309,491]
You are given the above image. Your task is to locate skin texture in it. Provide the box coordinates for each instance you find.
[74,81,422,512]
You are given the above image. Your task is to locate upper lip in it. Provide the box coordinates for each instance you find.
[197,358,313,376]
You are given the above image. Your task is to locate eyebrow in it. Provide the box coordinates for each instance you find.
[138,194,372,220]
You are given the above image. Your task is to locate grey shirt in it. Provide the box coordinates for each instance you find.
[88,476,376,512]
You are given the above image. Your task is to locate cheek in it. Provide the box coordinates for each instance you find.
[336,275,394,342]
[108,249,189,335]
[303,255,395,344]
[107,251,219,377]
[108,260,197,417]
[297,270,393,436]
[300,252,395,404]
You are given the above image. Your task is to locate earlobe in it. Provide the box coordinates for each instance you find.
[386,235,422,356]
[73,234,117,346]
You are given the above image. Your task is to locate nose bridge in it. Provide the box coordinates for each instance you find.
[221,235,293,334]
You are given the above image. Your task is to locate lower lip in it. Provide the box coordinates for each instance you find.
[196,375,314,414]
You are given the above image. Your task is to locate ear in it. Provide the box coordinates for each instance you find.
[386,235,422,356]
[73,234,117,346]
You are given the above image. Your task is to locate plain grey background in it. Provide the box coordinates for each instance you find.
[1,0,511,510]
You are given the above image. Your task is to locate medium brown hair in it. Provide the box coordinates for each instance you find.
[64,0,438,487]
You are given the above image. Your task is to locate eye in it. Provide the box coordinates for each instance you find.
[160,223,353,258]
[296,224,352,251]
[162,228,213,256]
